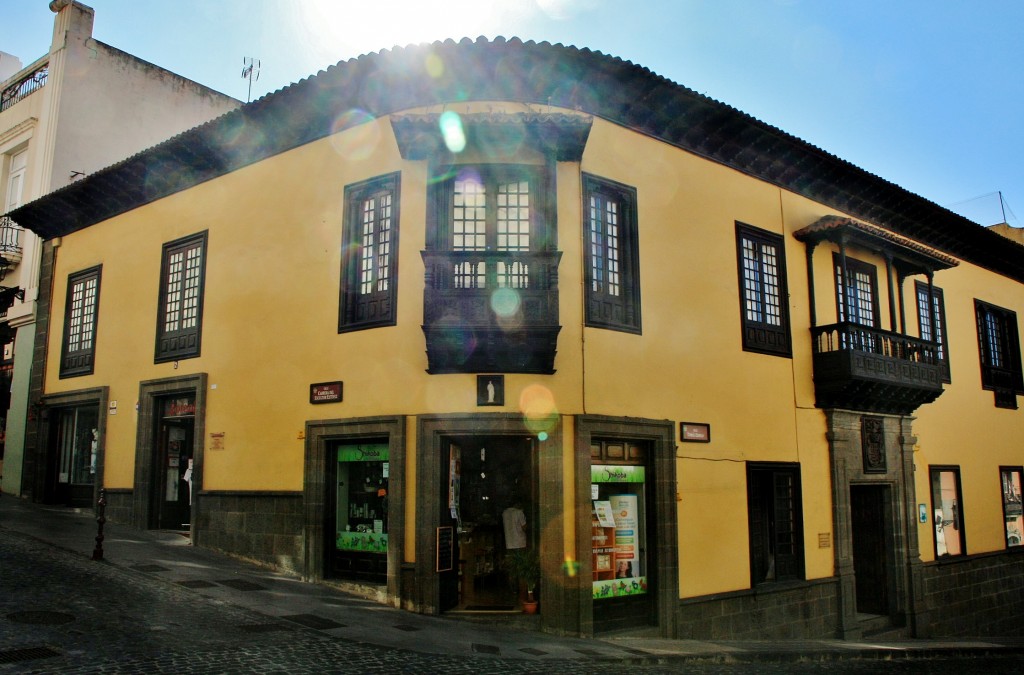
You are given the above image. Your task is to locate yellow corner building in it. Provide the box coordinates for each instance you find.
[5,38,1023,640]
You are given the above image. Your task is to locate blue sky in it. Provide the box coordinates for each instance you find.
[2,0,1022,227]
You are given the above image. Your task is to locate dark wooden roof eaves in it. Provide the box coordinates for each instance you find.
[8,37,1024,282]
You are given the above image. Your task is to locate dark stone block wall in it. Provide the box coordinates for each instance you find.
[921,551,1024,637]
[195,491,304,574]
[676,579,840,640]
[102,489,134,526]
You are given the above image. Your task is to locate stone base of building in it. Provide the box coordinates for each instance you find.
[920,549,1024,637]
[676,578,839,640]
[194,491,304,574]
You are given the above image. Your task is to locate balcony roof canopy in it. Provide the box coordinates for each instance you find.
[392,112,592,163]
[795,215,959,277]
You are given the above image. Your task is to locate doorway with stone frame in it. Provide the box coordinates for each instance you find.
[826,410,925,639]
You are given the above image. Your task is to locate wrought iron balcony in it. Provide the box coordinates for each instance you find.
[421,250,561,374]
[1,63,48,113]
[0,216,24,264]
[811,322,945,414]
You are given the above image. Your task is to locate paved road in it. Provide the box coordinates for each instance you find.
[2,496,1023,673]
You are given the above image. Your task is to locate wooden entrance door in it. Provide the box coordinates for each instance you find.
[851,485,889,615]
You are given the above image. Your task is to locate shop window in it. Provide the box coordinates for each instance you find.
[930,466,966,557]
[974,299,1024,409]
[591,461,649,601]
[155,231,207,363]
[916,282,950,382]
[735,222,791,356]
[747,463,804,584]
[333,443,389,582]
[60,265,101,378]
[1000,467,1023,548]
[583,174,641,334]
[339,173,400,332]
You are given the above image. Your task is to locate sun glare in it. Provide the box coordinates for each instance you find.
[291,0,514,65]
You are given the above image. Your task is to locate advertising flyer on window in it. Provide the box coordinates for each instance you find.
[593,477,647,598]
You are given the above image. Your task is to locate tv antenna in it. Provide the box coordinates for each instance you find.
[242,57,260,102]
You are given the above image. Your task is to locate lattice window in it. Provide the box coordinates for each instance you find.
[60,266,101,377]
[736,224,790,356]
[156,232,206,362]
[340,173,400,332]
[583,175,639,333]
[359,192,392,295]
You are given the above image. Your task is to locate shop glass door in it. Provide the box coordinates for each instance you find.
[331,443,389,583]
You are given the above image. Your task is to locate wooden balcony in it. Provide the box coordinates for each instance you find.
[811,322,945,414]
[421,250,561,374]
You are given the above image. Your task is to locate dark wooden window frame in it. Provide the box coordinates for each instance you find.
[746,462,805,586]
[974,298,1024,409]
[735,222,791,357]
[339,172,401,332]
[154,231,207,363]
[582,174,641,334]
[59,265,102,378]
[929,465,967,558]
[833,253,880,328]
[915,281,951,383]
[427,163,551,253]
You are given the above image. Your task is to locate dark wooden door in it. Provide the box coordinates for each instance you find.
[851,486,889,615]
[155,420,194,530]
[438,441,461,612]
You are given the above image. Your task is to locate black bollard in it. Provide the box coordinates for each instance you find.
[92,488,107,561]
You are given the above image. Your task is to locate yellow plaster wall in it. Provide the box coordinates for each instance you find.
[901,259,1024,559]
[43,104,1022,601]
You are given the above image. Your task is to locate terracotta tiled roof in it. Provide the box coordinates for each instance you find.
[7,37,1024,281]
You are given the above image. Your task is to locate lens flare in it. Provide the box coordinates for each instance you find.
[329,109,381,161]
[425,53,444,78]
[490,287,521,318]
[439,110,466,153]
[520,384,558,436]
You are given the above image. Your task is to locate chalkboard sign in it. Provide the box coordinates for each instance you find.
[436,526,454,572]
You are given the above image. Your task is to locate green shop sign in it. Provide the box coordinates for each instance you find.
[337,444,389,462]
[591,464,645,483]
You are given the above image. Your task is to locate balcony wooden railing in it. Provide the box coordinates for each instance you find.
[1,63,48,113]
[811,322,945,414]
[421,250,561,373]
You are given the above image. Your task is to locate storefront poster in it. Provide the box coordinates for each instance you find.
[593,500,616,528]
[610,494,641,581]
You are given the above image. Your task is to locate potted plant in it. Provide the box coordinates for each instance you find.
[502,548,540,613]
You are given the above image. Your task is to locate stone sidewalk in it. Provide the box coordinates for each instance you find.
[2,494,1022,670]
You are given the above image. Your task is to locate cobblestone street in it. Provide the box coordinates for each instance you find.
[2,498,1023,674]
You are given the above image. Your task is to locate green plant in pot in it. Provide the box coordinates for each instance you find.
[502,548,541,613]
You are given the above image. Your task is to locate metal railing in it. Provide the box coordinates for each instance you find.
[0,216,24,258]
[1,64,48,113]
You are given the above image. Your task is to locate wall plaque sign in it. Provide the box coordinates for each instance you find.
[680,422,711,443]
[310,381,343,404]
